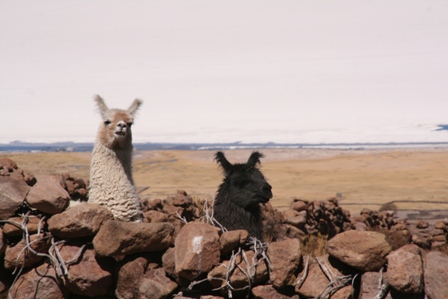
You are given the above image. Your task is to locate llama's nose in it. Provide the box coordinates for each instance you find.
[262,183,273,197]
[116,121,127,130]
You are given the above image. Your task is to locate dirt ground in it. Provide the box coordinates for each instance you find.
[3,147,448,215]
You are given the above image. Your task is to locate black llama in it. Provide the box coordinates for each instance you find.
[213,151,273,240]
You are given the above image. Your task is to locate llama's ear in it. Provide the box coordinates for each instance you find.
[215,151,232,174]
[94,95,108,116]
[127,98,143,116]
[247,151,264,167]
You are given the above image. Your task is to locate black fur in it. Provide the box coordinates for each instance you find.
[213,151,273,240]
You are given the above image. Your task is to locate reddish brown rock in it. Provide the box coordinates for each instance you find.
[136,268,177,299]
[295,255,352,299]
[174,222,221,280]
[359,272,392,299]
[387,223,412,250]
[3,215,46,237]
[290,199,308,212]
[47,203,114,238]
[26,174,70,214]
[386,244,423,294]
[415,221,429,229]
[93,220,174,257]
[220,230,249,256]
[58,244,113,297]
[325,230,391,271]
[0,176,30,219]
[208,250,269,292]
[143,210,169,223]
[162,247,176,278]
[4,233,51,270]
[424,251,448,299]
[8,264,69,299]
[0,157,18,172]
[252,284,300,299]
[283,210,307,228]
[0,228,5,255]
[116,252,177,299]
[267,238,301,289]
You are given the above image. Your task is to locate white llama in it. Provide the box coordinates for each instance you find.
[88,95,143,222]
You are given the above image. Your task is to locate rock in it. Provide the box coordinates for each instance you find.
[424,251,448,299]
[137,268,178,299]
[295,255,352,299]
[8,264,69,299]
[47,203,114,238]
[144,210,169,223]
[174,222,221,281]
[434,221,446,230]
[4,233,51,270]
[0,176,30,219]
[415,221,429,229]
[325,230,391,271]
[26,174,70,214]
[3,215,46,237]
[386,244,423,294]
[284,224,306,240]
[116,255,152,299]
[290,199,308,212]
[284,210,307,228]
[162,247,176,278]
[359,272,392,299]
[116,254,177,299]
[354,222,368,231]
[0,228,5,255]
[0,157,17,172]
[208,250,269,292]
[252,284,300,299]
[387,224,412,250]
[220,230,249,256]
[267,238,301,289]
[58,244,113,297]
[93,220,174,257]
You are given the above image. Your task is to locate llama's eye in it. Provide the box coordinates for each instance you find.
[104,120,111,126]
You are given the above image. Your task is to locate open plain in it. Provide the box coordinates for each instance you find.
[3,147,448,215]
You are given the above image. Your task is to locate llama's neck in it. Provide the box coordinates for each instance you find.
[214,193,263,240]
[91,140,134,184]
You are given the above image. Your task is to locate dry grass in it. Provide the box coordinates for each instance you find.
[3,147,448,215]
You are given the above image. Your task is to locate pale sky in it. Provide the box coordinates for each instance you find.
[1,0,448,144]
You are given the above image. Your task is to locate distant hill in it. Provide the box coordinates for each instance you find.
[1,141,448,153]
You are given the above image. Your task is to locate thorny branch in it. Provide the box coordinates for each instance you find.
[0,213,86,299]
[314,257,354,299]
[295,254,310,288]
[374,266,391,299]
[199,199,228,233]
[186,237,270,299]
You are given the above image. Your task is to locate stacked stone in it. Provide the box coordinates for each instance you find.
[1,157,448,299]
[282,197,352,240]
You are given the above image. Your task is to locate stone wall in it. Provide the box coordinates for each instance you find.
[1,157,448,299]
